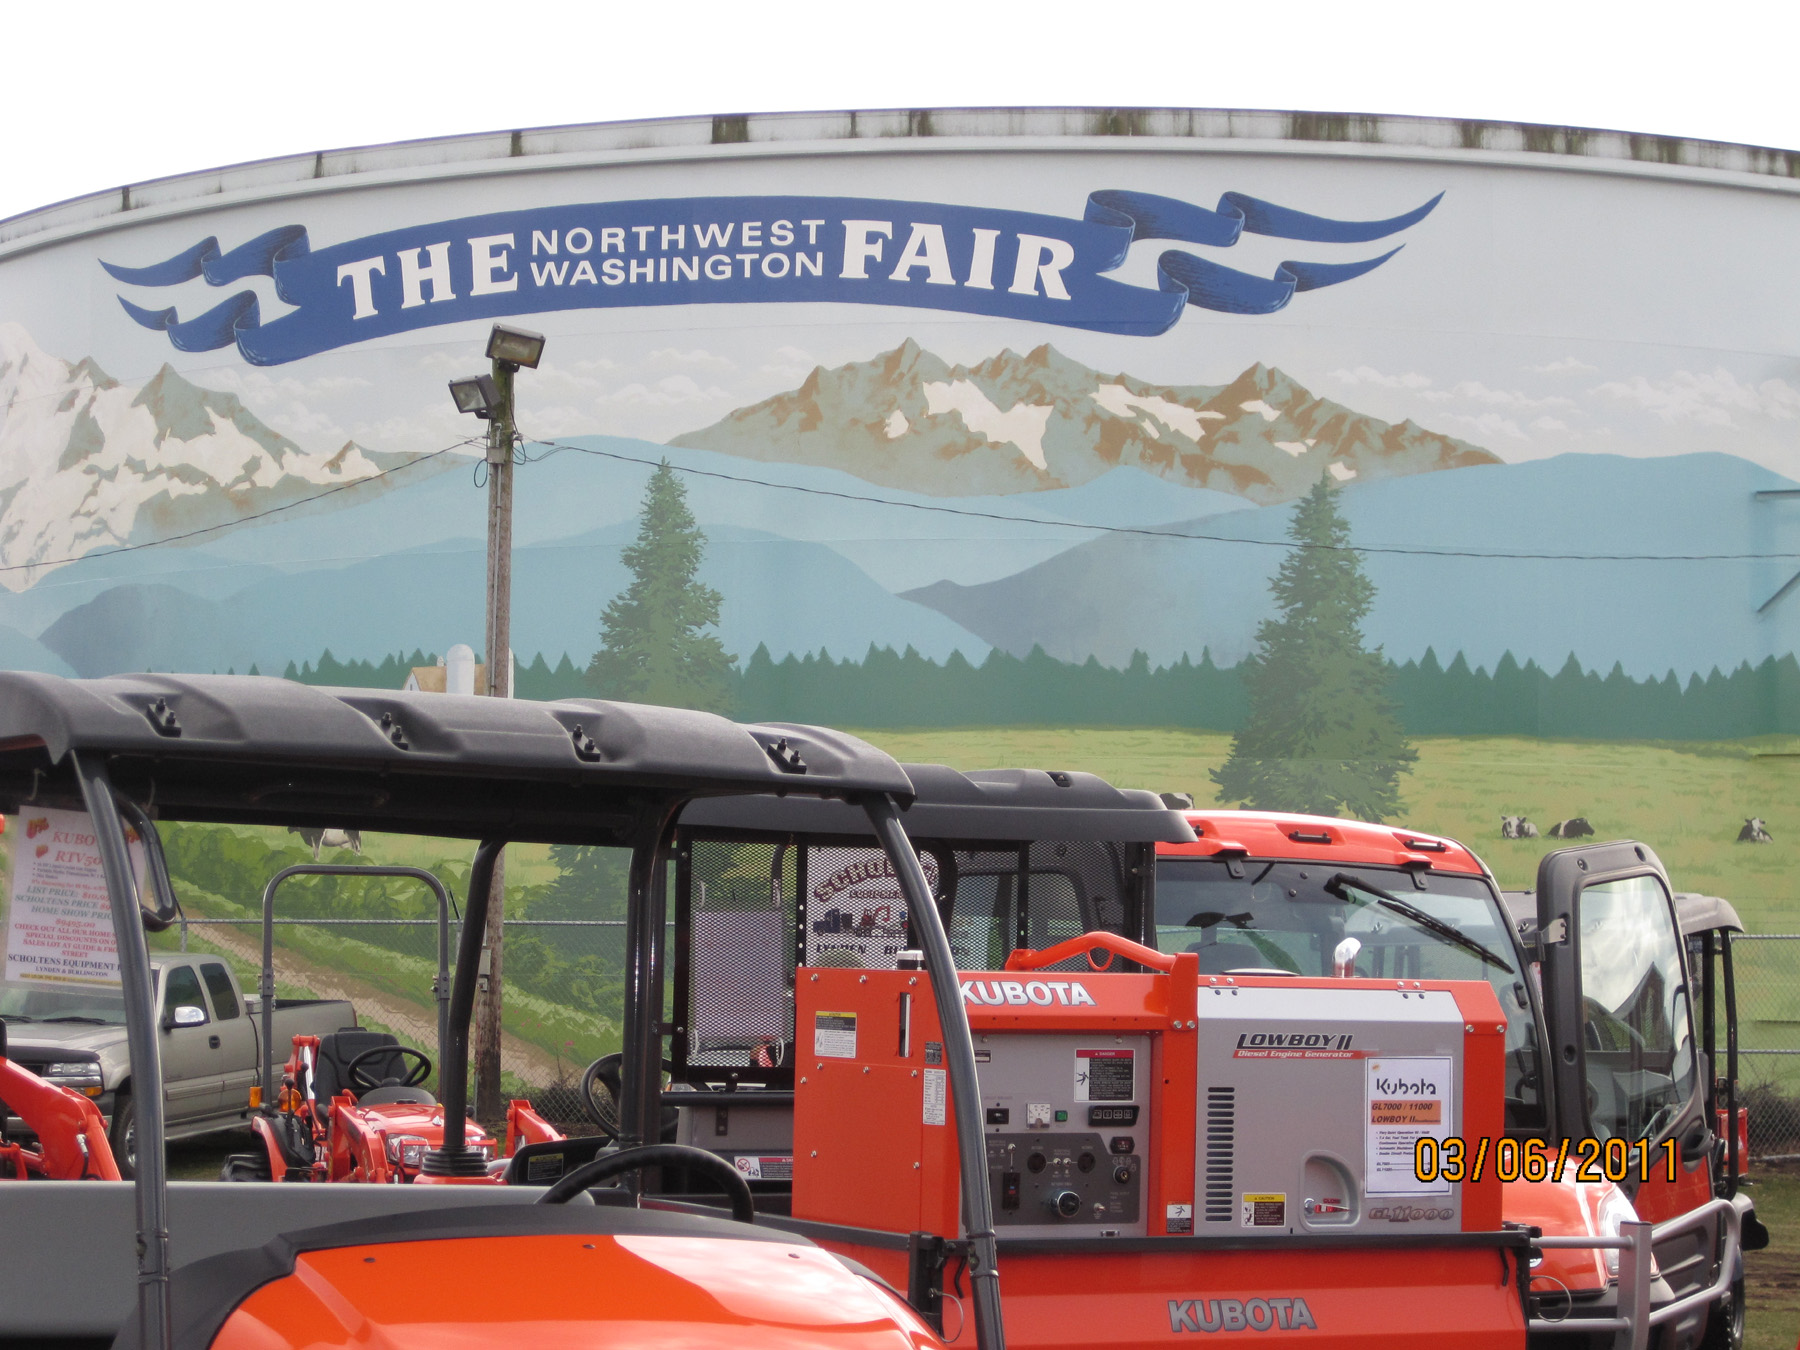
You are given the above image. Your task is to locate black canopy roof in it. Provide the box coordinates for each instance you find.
[0,673,913,844]
[679,763,1195,844]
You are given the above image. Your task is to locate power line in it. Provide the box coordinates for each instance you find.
[515,432,1800,564]
[0,439,480,577]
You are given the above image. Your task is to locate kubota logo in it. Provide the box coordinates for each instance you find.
[960,979,1097,1007]
[1368,1206,1453,1223]
[1168,1297,1316,1333]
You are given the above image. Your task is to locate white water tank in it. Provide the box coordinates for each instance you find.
[445,643,476,696]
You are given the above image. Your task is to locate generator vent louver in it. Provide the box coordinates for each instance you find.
[1203,1085,1236,1222]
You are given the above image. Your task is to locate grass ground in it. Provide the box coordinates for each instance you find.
[1747,1164,1800,1350]
[851,729,1800,933]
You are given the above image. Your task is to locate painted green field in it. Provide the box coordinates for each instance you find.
[853,729,1800,933]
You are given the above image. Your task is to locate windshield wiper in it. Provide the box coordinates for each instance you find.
[38,1015,114,1025]
[1322,873,1514,975]
[0,1012,35,1022]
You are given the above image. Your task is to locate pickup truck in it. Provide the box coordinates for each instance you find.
[0,952,355,1174]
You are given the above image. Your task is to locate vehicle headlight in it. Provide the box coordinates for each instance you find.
[45,1061,98,1077]
[1595,1187,1640,1277]
[385,1135,430,1168]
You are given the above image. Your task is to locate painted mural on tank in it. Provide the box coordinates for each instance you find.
[1,116,1799,933]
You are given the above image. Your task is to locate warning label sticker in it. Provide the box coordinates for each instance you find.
[1167,1203,1194,1235]
[1366,1056,1453,1196]
[813,1011,857,1059]
[732,1156,794,1181]
[923,1067,947,1126]
[1241,1193,1286,1227]
[1075,1048,1134,1102]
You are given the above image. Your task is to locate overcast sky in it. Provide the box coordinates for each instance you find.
[3,0,1796,223]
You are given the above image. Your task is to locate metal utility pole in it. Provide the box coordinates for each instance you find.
[474,355,515,1122]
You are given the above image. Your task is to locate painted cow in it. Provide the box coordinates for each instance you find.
[1738,817,1774,843]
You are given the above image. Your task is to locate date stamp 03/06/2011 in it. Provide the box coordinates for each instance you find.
[1413,1136,1681,1185]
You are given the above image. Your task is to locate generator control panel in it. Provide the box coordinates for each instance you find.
[976,1032,1150,1236]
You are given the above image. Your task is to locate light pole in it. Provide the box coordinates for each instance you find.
[449,323,544,1120]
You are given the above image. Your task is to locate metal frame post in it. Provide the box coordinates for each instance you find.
[421,840,503,1176]
[72,752,170,1350]
[863,796,1004,1350]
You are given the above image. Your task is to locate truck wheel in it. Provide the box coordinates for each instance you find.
[1699,1276,1745,1350]
[108,1091,136,1180]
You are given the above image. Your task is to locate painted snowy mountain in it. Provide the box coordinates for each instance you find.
[670,340,1499,501]
[0,323,417,590]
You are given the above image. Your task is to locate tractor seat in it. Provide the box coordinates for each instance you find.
[358,1085,436,1107]
[312,1029,419,1105]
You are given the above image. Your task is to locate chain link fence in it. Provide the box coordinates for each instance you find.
[164,916,1800,1150]
[170,915,634,1126]
[1728,934,1800,1159]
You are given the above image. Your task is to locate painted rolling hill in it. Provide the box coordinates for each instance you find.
[903,452,1800,680]
[671,340,1498,501]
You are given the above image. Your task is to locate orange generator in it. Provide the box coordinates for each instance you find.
[793,931,1526,1348]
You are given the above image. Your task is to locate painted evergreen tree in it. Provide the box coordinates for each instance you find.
[1211,473,1416,820]
[586,460,734,712]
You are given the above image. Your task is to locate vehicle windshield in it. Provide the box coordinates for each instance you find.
[0,978,128,1024]
[1155,857,1545,1131]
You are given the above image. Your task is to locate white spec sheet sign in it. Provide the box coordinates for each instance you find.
[1365,1056,1453,1196]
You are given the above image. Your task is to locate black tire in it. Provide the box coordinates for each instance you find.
[220,1152,272,1183]
[1699,1276,1745,1350]
[108,1091,136,1180]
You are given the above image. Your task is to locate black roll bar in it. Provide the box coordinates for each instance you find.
[619,803,683,1179]
[422,839,503,1176]
[257,864,454,1111]
[863,796,1005,1350]
[1724,932,1740,1195]
[73,754,171,1350]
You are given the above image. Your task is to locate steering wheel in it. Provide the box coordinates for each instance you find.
[580,1052,677,1139]
[537,1143,756,1222]
[346,1044,433,1093]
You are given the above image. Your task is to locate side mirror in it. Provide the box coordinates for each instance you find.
[163,1004,206,1032]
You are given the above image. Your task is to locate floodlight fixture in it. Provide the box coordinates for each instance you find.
[486,323,546,369]
[449,374,499,418]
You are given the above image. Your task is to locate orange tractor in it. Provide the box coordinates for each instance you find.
[0,1018,120,1181]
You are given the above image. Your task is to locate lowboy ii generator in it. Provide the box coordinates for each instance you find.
[793,933,1524,1348]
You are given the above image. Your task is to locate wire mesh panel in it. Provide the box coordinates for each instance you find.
[947,841,1127,973]
[1726,934,1800,1158]
[685,838,794,1071]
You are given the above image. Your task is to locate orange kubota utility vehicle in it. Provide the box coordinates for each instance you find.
[0,675,973,1350]
[1151,810,1755,1350]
